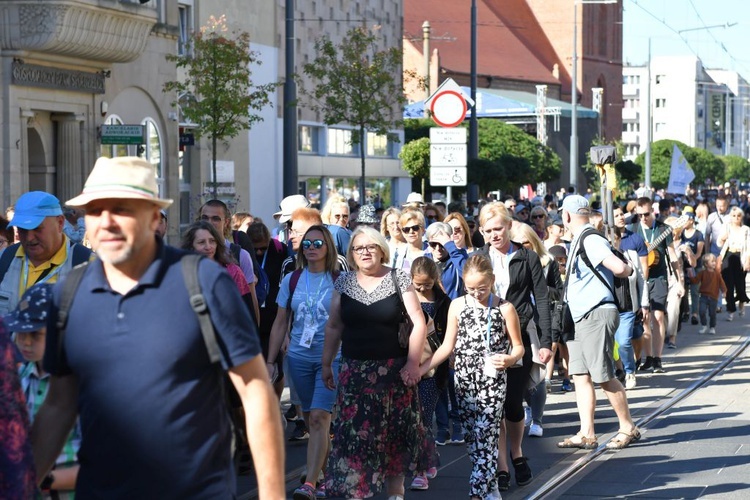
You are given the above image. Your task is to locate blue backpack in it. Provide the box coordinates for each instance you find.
[229,242,270,306]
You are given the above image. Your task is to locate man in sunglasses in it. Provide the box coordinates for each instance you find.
[631,197,682,374]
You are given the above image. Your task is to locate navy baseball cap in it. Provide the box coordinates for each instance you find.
[3,284,53,333]
[8,191,63,230]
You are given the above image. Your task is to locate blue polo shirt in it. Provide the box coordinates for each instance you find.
[44,243,261,499]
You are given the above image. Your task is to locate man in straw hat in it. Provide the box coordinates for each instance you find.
[31,157,284,499]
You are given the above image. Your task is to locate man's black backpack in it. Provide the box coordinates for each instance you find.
[55,254,251,473]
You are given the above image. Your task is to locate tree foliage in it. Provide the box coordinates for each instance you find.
[300,26,413,200]
[163,15,279,197]
[721,154,750,181]
[399,137,430,179]
[634,139,725,190]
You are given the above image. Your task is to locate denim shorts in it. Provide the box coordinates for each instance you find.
[285,353,339,413]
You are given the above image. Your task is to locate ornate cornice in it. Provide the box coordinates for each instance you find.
[0,1,157,63]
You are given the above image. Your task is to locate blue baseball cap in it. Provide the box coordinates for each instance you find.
[8,191,63,230]
[3,284,53,333]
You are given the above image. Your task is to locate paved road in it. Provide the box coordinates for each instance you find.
[239,311,750,499]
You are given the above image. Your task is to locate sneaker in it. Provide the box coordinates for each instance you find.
[545,378,552,394]
[653,357,665,373]
[709,327,717,335]
[717,306,723,313]
[451,428,465,444]
[426,467,438,479]
[315,483,326,499]
[639,356,654,371]
[615,368,626,383]
[561,379,573,392]
[289,420,309,441]
[409,473,429,490]
[699,325,708,334]
[435,429,450,446]
[667,342,677,349]
[727,313,734,322]
[524,406,532,427]
[635,358,642,371]
[285,406,299,422]
[511,456,533,486]
[293,483,317,500]
[497,470,511,491]
[485,486,502,500]
[528,423,543,437]
[625,373,636,390]
[691,315,699,325]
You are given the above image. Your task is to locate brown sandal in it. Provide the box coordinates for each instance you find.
[556,433,598,449]
[605,427,641,450]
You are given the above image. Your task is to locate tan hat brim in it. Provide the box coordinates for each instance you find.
[66,191,173,209]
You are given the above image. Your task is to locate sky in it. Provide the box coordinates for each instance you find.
[623,0,750,76]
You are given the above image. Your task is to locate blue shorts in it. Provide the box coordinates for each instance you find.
[286,353,339,413]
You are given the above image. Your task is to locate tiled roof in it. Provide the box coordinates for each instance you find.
[404,0,568,87]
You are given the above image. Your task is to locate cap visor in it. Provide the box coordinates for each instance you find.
[7,215,45,230]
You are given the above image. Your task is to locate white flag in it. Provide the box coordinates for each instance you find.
[666,145,695,195]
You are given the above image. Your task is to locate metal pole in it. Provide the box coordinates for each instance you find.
[469,0,478,161]
[645,38,651,189]
[283,0,298,197]
[422,21,431,100]
[569,1,578,191]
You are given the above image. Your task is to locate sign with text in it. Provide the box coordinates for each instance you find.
[430,127,467,144]
[430,144,467,167]
[100,125,145,145]
[430,166,467,187]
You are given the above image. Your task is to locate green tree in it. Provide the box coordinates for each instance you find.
[163,15,279,198]
[721,154,750,181]
[301,26,414,201]
[399,137,430,196]
[635,139,724,190]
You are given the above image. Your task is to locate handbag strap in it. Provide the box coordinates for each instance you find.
[391,268,408,316]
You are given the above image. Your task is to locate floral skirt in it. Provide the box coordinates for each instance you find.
[325,357,427,499]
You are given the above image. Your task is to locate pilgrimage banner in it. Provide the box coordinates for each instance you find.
[666,144,695,195]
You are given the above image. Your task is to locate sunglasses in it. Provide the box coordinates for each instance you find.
[428,242,444,250]
[301,239,325,250]
[401,224,421,234]
[635,212,652,218]
[532,214,546,220]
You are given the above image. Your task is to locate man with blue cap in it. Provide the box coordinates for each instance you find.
[0,192,91,315]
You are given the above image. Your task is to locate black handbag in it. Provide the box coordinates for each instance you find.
[392,269,414,348]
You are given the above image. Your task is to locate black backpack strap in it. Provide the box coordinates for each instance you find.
[229,243,241,266]
[0,243,21,285]
[55,263,90,362]
[286,269,303,311]
[576,229,619,308]
[181,254,221,364]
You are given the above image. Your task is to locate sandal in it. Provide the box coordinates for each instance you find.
[605,427,641,450]
[556,433,598,449]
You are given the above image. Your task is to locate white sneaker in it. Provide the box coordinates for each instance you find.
[485,486,502,500]
[524,406,532,427]
[727,313,734,322]
[698,325,708,334]
[625,373,636,390]
[528,423,543,437]
[709,327,716,335]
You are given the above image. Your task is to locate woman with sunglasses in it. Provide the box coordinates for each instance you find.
[445,213,476,254]
[267,225,340,500]
[717,206,750,320]
[529,206,548,241]
[476,202,552,491]
[425,222,469,300]
[322,227,427,500]
[393,209,427,271]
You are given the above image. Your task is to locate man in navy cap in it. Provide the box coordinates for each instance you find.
[0,192,91,315]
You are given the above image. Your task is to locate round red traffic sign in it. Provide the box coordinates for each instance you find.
[429,90,468,128]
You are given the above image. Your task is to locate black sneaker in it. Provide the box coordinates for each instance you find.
[639,356,654,372]
[615,368,626,384]
[497,470,511,491]
[691,316,699,325]
[511,456,533,486]
[285,406,299,422]
[653,357,665,373]
[289,420,309,441]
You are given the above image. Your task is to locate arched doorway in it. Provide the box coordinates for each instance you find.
[27,127,53,193]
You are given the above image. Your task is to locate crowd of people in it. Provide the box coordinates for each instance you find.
[2,156,749,500]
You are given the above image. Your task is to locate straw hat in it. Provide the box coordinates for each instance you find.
[66,157,173,208]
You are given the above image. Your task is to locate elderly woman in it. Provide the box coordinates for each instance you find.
[717,206,750,320]
[476,202,552,491]
[529,206,548,241]
[322,227,427,500]
[320,195,352,256]
[425,221,469,299]
[444,213,476,254]
[266,225,339,500]
[381,207,406,262]
[393,209,427,271]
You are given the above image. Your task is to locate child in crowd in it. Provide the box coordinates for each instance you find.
[691,253,727,335]
[420,255,525,500]
[5,284,81,499]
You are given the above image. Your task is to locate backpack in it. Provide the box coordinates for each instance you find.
[0,242,91,286]
[55,254,250,473]
[230,242,270,307]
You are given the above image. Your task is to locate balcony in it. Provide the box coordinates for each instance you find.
[0,0,157,63]
[622,108,639,121]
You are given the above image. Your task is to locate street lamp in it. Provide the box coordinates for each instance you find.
[570,0,617,192]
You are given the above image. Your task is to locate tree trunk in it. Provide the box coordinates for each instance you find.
[360,125,366,205]
[212,134,218,199]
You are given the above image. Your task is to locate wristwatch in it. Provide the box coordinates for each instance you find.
[40,472,55,490]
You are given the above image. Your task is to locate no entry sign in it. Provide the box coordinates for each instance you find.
[429,90,468,128]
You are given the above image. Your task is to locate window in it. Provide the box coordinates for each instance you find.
[655,75,665,85]
[178,2,194,56]
[140,118,164,196]
[622,123,628,132]
[366,132,389,157]
[327,128,356,156]
[655,98,666,108]
[299,125,319,153]
[655,122,666,132]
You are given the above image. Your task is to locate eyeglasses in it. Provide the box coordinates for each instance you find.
[425,213,437,219]
[352,244,379,255]
[333,214,349,221]
[531,214,546,220]
[200,215,223,223]
[465,285,491,297]
[507,204,517,210]
[401,224,421,234]
[428,242,444,250]
[635,212,652,218]
[302,239,325,250]
[450,226,463,234]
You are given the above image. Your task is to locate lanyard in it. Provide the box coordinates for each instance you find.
[261,246,269,270]
[304,269,328,322]
[21,244,68,293]
[485,293,494,351]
